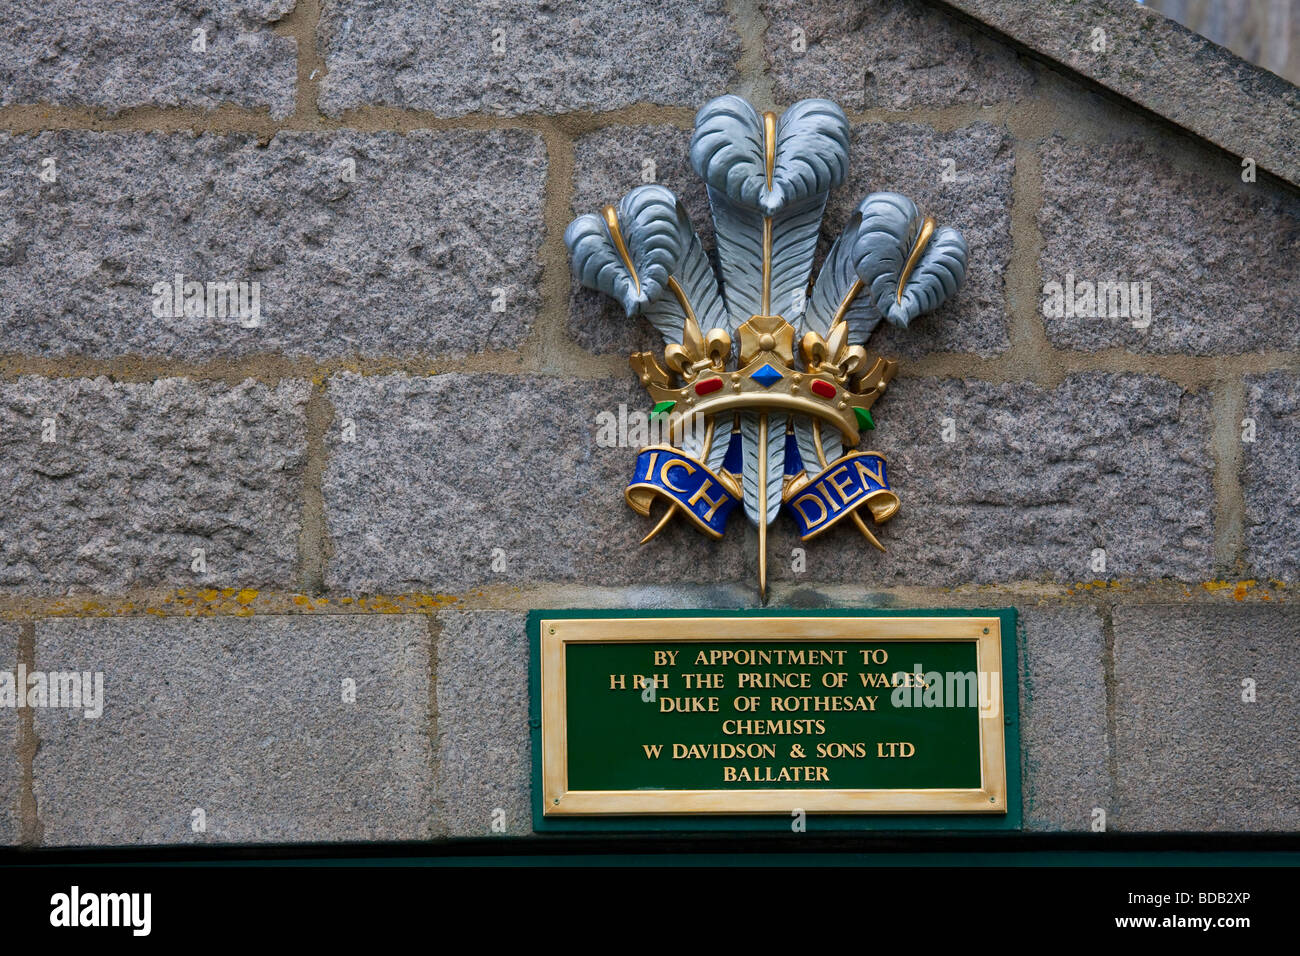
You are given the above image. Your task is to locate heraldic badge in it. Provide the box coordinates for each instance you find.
[566,96,969,599]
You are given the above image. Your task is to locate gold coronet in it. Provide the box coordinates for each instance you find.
[631,314,898,447]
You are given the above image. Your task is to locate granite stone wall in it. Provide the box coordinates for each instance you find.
[0,0,1296,845]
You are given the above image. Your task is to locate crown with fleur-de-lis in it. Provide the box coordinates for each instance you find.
[566,96,968,601]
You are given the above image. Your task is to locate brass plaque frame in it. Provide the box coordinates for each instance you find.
[539,615,1008,816]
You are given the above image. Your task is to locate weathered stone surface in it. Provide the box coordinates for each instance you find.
[1038,137,1300,353]
[1113,604,1300,830]
[0,376,308,593]
[764,0,1033,110]
[0,624,18,845]
[940,0,1300,187]
[1243,372,1300,581]
[769,373,1214,586]
[569,125,704,355]
[323,373,747,593]
[567,122,1012,358]
[0,130,545,358]
[1019,608,1110,831]
[33,615,434,844]
[0,1,298,118]
[319,0,739,117]
[435,611,529,837]
[831,122,1013,358]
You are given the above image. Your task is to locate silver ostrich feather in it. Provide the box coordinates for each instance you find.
[689,96,849,528]
[564,184,727,345]
[850,192,969,329]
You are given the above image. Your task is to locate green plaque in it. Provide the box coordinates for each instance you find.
[531,609,1019,831]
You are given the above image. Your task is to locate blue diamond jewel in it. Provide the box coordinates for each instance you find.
[750,363,783,388]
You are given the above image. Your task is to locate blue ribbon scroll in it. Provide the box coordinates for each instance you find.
[785,452,899,541]
[625,445,741,539]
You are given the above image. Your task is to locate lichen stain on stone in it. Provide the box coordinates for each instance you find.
[1199,580,1282,602]
[1066,580,1131,594]
[30,588,462,618]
